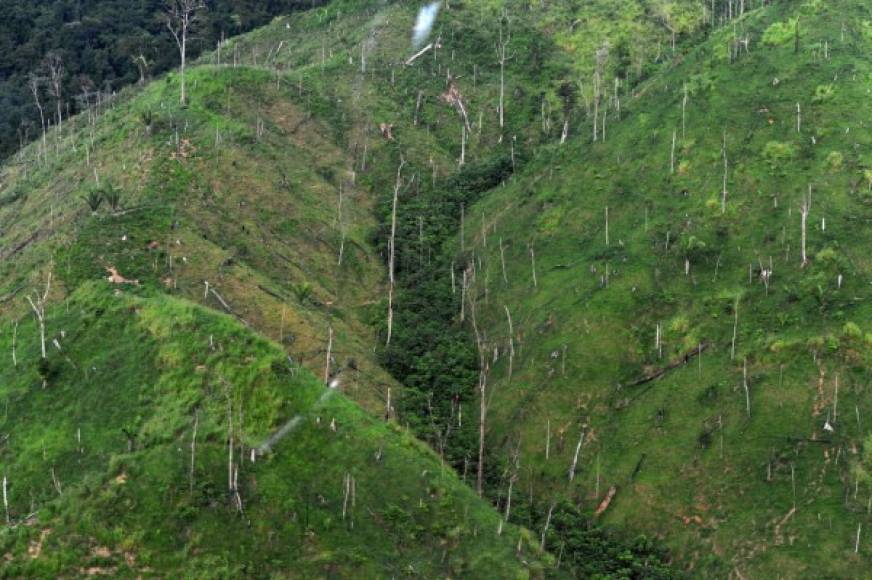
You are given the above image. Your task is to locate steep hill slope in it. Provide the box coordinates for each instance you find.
[3,0,868,576]
[0,1,577,574]
[0,283,543,576]
[0,62,398,413]
[457,0,872,576]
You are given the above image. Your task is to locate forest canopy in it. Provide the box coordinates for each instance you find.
[0,0,323,158]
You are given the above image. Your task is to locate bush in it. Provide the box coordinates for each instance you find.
[83,189,103,214]
[291,281,312,304]
[762,19,798,46]
[843,322,862,339]
[763,141,796,173]
[825,151,844,172]
[812,84,836,104]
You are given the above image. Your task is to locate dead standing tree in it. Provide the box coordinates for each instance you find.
[467,280,490,497]
[592,45,609,142]
[45,52,64,139]
[496,16,514,142]
[800,186,811,268]
[28,74,48,160]
[26,266,53,360]
[385,157,406,347]
[165,0,206,106]
[721,130,729,213]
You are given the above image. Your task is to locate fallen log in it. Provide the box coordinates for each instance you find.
[1,231,39,261]
[209,288,249,326]
[0,285,24,305]
[594,486,617,517]
[257,283,287,301]
[626,342,709,388]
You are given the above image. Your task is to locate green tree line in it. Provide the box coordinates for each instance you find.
[0,0,324,158]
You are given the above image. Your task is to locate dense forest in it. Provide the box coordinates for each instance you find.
[0,0,324,159]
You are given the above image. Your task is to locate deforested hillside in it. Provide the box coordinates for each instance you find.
[0,283,544,576]
[0,0,870,576]
[454,0,872,576]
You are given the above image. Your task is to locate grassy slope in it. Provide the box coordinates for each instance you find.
[0,61,398,414]
[5,0,867,575]
[0,1,574,575]
[0,282,544,576]
[459,0,872,576]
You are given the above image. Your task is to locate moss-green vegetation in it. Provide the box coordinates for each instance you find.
[0,283,543,576]
[1,0,869,575]
[454,0,872,576]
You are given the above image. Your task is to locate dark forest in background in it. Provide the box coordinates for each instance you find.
[0,0,323,159]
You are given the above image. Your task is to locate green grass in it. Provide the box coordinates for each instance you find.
[0,282,544,576]
[453,0,872,576]
[1,0,870,575]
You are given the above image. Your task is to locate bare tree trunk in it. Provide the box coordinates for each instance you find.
[28,76,47,160]
[568,429,585,482]
[189,410,198,495]
[45,53,64,141]
[11,320,18,367]
[26,269,52,360]
[731,297,739,360]
[593,72,600,142]
[496,20,513,139]
[477,369,487,496]
[166,1,206,106]
[467,289,488,497]
[721,130,728,213]
[682,83,688,138]
[529,245,538,287]
[324,326,333,383]
[1,473,9,522]
[385,158,405,346]
[227,395,234,493]
[800,186,811,267]
[504,305,515,381]
[540,502,554,550]
[543,419,552,463]
[499,237,508,284]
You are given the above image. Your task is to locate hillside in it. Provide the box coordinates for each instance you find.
[0,0,870,576]
[0,0,330,158]
[0,0,559,575]
[457,0,872,576]
[0,283,544,576]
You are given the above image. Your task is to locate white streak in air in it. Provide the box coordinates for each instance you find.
[412,2,442,50]
[256,388,336,455]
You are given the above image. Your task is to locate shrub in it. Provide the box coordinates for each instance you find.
[83,189,103,214]
[812,84,836,104]
[669,314,690,334]
[762,19,798,46]
[763,141,796,173]
[291,281,313,304]
[843,322,862,339]
[825,151,844,172]
[103,182,122,212]
[815,247,838,263]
